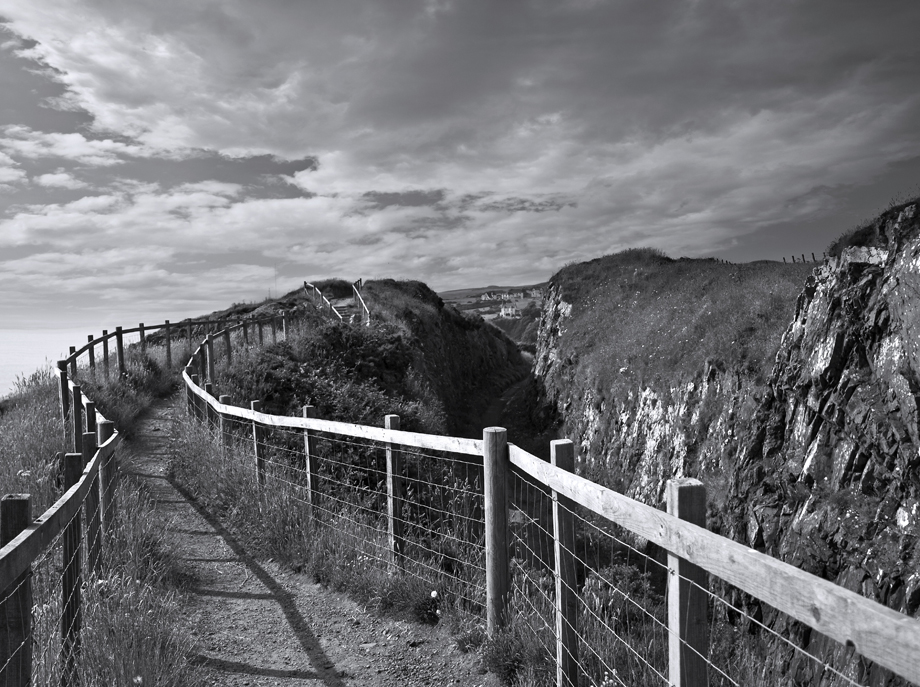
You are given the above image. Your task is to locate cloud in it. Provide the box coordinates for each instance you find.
[34,169,88,189]
[0,150,27,185]
[0,125,157,165]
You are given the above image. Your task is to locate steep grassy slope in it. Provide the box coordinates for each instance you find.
[534,250,812,500]
[209,278,528,438]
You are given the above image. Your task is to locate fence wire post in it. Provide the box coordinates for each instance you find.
[57,360,70,444]
[484,426,510,636]
[551,439,578,687]
[68,347,76,377]
[205,383,216,432]
[303,405,317,515]
[281,311,288,340]
[83,432,101,576]
[71,385,83,456]
[0,494,32,687]
[219,395,232,451]
[189,374,200,420]
[115,326,125,375]
[84,400,96,437]
[206,335,215,384]
[385,414,404,572]
[251,401,266,486]
[98,420,117,538]
[61,452,83,687]
[667,478,709,687]
[102,330,110,380]
[87,334,95,375]
[258,320,264,346]
[139,322,146,352]
[223,328,232,365]
[165,319,172,369]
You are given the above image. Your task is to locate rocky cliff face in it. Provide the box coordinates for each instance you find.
[728,202,920,621]
[533,202,920,683]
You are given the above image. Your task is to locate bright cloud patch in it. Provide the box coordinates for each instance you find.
[34,169,88,189]
[0,125,157,165]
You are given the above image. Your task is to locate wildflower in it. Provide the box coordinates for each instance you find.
[430,590,438,599]
[133,677,143,685]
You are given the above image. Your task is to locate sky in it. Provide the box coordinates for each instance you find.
[1,0,920,330]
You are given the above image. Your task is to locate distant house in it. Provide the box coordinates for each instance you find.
[480,292,497,301]
[508,291,524,299]
[500,304,521,318]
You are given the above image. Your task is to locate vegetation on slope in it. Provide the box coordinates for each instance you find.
[548,248,814,402]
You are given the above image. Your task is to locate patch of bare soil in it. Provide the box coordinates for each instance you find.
[126,395,501,687]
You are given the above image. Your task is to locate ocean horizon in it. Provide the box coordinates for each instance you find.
[0,327,95,399]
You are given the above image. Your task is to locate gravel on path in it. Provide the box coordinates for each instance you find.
[126,395,501,687]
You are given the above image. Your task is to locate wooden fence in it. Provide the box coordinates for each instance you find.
[0,313,287,686]
[181,323,920,687]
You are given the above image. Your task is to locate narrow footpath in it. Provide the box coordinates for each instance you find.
[126,395,499,687]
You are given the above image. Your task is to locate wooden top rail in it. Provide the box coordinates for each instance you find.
[0,432,120,589]
[304,282,344,321]
[182,369,482,456]
[508,445,920,684]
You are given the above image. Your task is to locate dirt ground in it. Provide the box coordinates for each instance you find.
[126,396,502,687]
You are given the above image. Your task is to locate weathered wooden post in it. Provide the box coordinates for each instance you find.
[84,400,96,437]
[242,321,249,345]
[102,330,109,380]
[82,432,101,576]
[801,254,806,264]
[667,478,709,687]
[197,347,207,386]
[98,420,116,537]
[68,347,76,377]
[811,252,817,263]
[224,327,232,365]
[303,405,318,515]
[71,385,83,455]
[251,401,266,486]
[115,326,126,375]
[138,322,146,353]
[783,257,787,264]
[57,360,70,443]
[385,414,404,572]
[258,320,264,345]
[551,439,578,687]
[87,334,95,375]
[164,320,172,369]
[281,311,288,340]
[219,395,232,451]
[483,427,510,635]
[271,317,277,343]
[205,383,216,432]
[206,335,215,383]
[0,494,32,687]
[189,374,200,420]
[185,321,193,362]
[61,452,83,687]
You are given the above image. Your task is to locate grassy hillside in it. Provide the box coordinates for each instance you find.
[548,249,814,402]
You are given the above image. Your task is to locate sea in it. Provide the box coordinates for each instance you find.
[0,327,93,399]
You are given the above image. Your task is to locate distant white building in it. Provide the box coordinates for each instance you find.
[500,304,521,318]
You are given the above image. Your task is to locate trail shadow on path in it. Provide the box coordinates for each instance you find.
[167,478,347,687]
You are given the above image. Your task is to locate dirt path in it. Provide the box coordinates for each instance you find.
[126,395,500,687]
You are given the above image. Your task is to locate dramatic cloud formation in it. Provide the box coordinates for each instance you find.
[1,1,920,326]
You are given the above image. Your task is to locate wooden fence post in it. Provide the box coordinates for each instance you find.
[281,311,288,340]
[385,414,404,572]
[165,320,172,369]
[82,432,101,576]
[68,347,76,377]
[219,395,232,450]
[484,426,510,636]
[138,322,146,353]
[224,328,232,365]
[0,494,32,687]
[667,478,709,687]
[204,383,216,432]
[185,321,193,362]
[271,317,277,343]
[551,439,578,687]
[84,401,96,438]
[242,321,249,345]
[303,405,317,515]
[251,401,266,486]
[189,374,200,420]
[87,335,95,375]
[61,452,83,687]
[57,360,70,444]
[206,335,215,383]
[98,420,116,537]
[101,330,109,380]
[71,385,83,456]
[115,326,125,375]
[258,321,264,345]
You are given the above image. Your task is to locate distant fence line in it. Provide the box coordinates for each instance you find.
[182,321,920,687]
